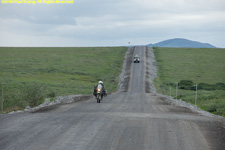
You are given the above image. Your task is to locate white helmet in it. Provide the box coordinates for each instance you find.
[98,81,103,84]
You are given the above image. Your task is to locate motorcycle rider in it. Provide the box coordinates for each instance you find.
[93,81,107,98]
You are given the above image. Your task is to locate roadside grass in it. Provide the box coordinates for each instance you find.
[153,47,225,117]
[0,47,127,112]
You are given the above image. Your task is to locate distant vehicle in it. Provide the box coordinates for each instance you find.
[133,54,140,63]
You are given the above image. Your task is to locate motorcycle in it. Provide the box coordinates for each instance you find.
[96,84,103,103]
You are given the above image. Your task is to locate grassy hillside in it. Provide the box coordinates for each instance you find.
[153,47,225,116]
[0,47,127,112]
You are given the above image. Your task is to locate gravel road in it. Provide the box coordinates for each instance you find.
[0,46,225,150]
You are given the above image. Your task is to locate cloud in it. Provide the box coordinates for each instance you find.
[0,0,225,47]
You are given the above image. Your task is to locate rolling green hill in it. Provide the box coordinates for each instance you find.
[153,47,225,116]
[0,47,127,112]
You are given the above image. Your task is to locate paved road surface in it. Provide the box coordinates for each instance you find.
[0,46,225,150]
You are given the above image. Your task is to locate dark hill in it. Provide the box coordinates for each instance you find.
[147,38,216,48]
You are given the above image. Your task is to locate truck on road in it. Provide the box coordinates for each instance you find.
[133,54,140,63]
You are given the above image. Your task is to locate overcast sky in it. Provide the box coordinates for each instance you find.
[0,0,225,47]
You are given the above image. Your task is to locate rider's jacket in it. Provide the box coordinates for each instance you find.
[95,83,105,91]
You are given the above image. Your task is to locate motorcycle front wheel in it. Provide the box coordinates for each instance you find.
[97,94,101,103]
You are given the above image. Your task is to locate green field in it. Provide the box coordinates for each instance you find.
[0,47,127,112]
[153,47,225,116]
